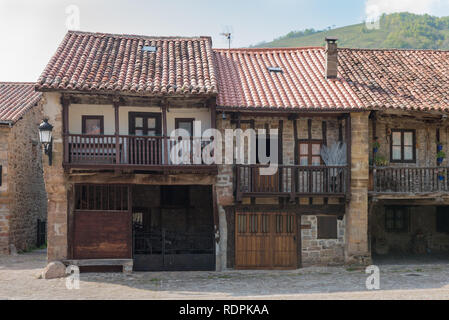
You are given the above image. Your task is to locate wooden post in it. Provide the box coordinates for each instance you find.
[291,115,299,202]
[61,95,70,164]
[346,114,352,200]
[209,99,216,129]
[113,97,120,164]
[162,101,169,165]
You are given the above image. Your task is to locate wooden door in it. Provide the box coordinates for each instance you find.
[235,212,298,269]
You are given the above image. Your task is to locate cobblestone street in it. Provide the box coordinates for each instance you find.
[1,250,449,300]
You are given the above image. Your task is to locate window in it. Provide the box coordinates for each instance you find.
[129,112,161,136]
[390,130,415,163]
[385,207,409,232]
[175,118,194,136]
[317,216,338,239]
[74,184,129,211]
[436,207,449,234]
[82,116,104,135]
[299,142,322,166]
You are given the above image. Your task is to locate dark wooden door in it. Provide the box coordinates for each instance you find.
[73,211,132,259]
[235,212,298,269]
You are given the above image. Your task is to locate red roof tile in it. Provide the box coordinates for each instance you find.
[338,48,449,111]
[36,31,218,96]
[214,48,362,110]
[0,82,42,123]
[215,47,449,111]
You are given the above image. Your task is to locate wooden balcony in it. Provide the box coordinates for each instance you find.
[371,166,449,195]
[63,134,217,173]
[236,165,350,200]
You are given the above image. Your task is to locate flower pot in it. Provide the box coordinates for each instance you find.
[373,147,378,154]
[437,157,444,164]
[437,145,443,151]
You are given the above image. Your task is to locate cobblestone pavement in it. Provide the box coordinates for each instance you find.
[1,250,449,300]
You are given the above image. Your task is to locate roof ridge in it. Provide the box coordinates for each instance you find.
[0,82,37,85]
[214,47,324,52]
[339,47,449,53]
[67,30,212,41]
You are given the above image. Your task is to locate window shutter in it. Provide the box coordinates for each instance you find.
[317,216,338,239]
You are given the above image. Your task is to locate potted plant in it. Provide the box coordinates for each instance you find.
[438,171,445,181]
[437,142,443,152]
[374,155,388,166]
[372,140,380,154]
[437,151,446,164]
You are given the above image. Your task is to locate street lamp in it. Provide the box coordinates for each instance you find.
[38,118,53,166]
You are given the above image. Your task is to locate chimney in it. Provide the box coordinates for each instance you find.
[325,37,338,79]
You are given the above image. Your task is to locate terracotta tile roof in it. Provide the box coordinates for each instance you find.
[214,47,449,112]
[0,82,42,124]
[214,48,363,110]
[338,48,449,111]
[36,31,217,96]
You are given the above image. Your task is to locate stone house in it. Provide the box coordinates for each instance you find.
[0,82,47,254]
[36,30,449,272]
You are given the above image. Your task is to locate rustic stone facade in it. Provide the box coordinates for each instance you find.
[301,215,345,266]
[0,102,47,254]
[370,112,448,167]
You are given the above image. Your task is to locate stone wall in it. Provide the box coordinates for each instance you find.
[370,113,449,167]
[301,215,345,266]
[0,102,47,254]
[0,126,10,254]
[7,102,47,252]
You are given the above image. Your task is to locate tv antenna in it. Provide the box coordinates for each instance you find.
[220,26,233,49]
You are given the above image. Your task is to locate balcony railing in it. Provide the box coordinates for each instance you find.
[236,165,350,199]
[371,166,449,194]
[64,134,216,171]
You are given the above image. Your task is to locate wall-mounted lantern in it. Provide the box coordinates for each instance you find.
[38,118,53,166]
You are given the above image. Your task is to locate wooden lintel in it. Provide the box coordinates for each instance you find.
[231,204,346,215]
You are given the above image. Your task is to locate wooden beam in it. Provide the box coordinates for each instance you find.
[230,204,346,215]
[61,94,70,164]
[212,185,220,244]
[292,118,298,202]
[113,97,120,165]
[162,101,169,165]
[345,114,352,201]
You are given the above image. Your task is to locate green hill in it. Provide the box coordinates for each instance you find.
[251,13,449,49]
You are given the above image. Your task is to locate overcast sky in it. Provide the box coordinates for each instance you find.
[1,0,449,82]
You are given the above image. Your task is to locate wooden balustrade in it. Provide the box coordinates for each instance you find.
[66,134,212,167]
[372,166,449,194]
[236,165,349,198]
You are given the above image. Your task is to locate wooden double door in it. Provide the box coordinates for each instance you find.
[235,212,298,269]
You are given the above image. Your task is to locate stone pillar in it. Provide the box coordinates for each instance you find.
[42,93,68,262]
[345,112,371,265]
[215,164,233,271]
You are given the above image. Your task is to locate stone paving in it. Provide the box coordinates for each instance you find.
[1,250,449,300]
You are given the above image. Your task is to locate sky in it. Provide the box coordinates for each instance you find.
[1,0,449,82]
